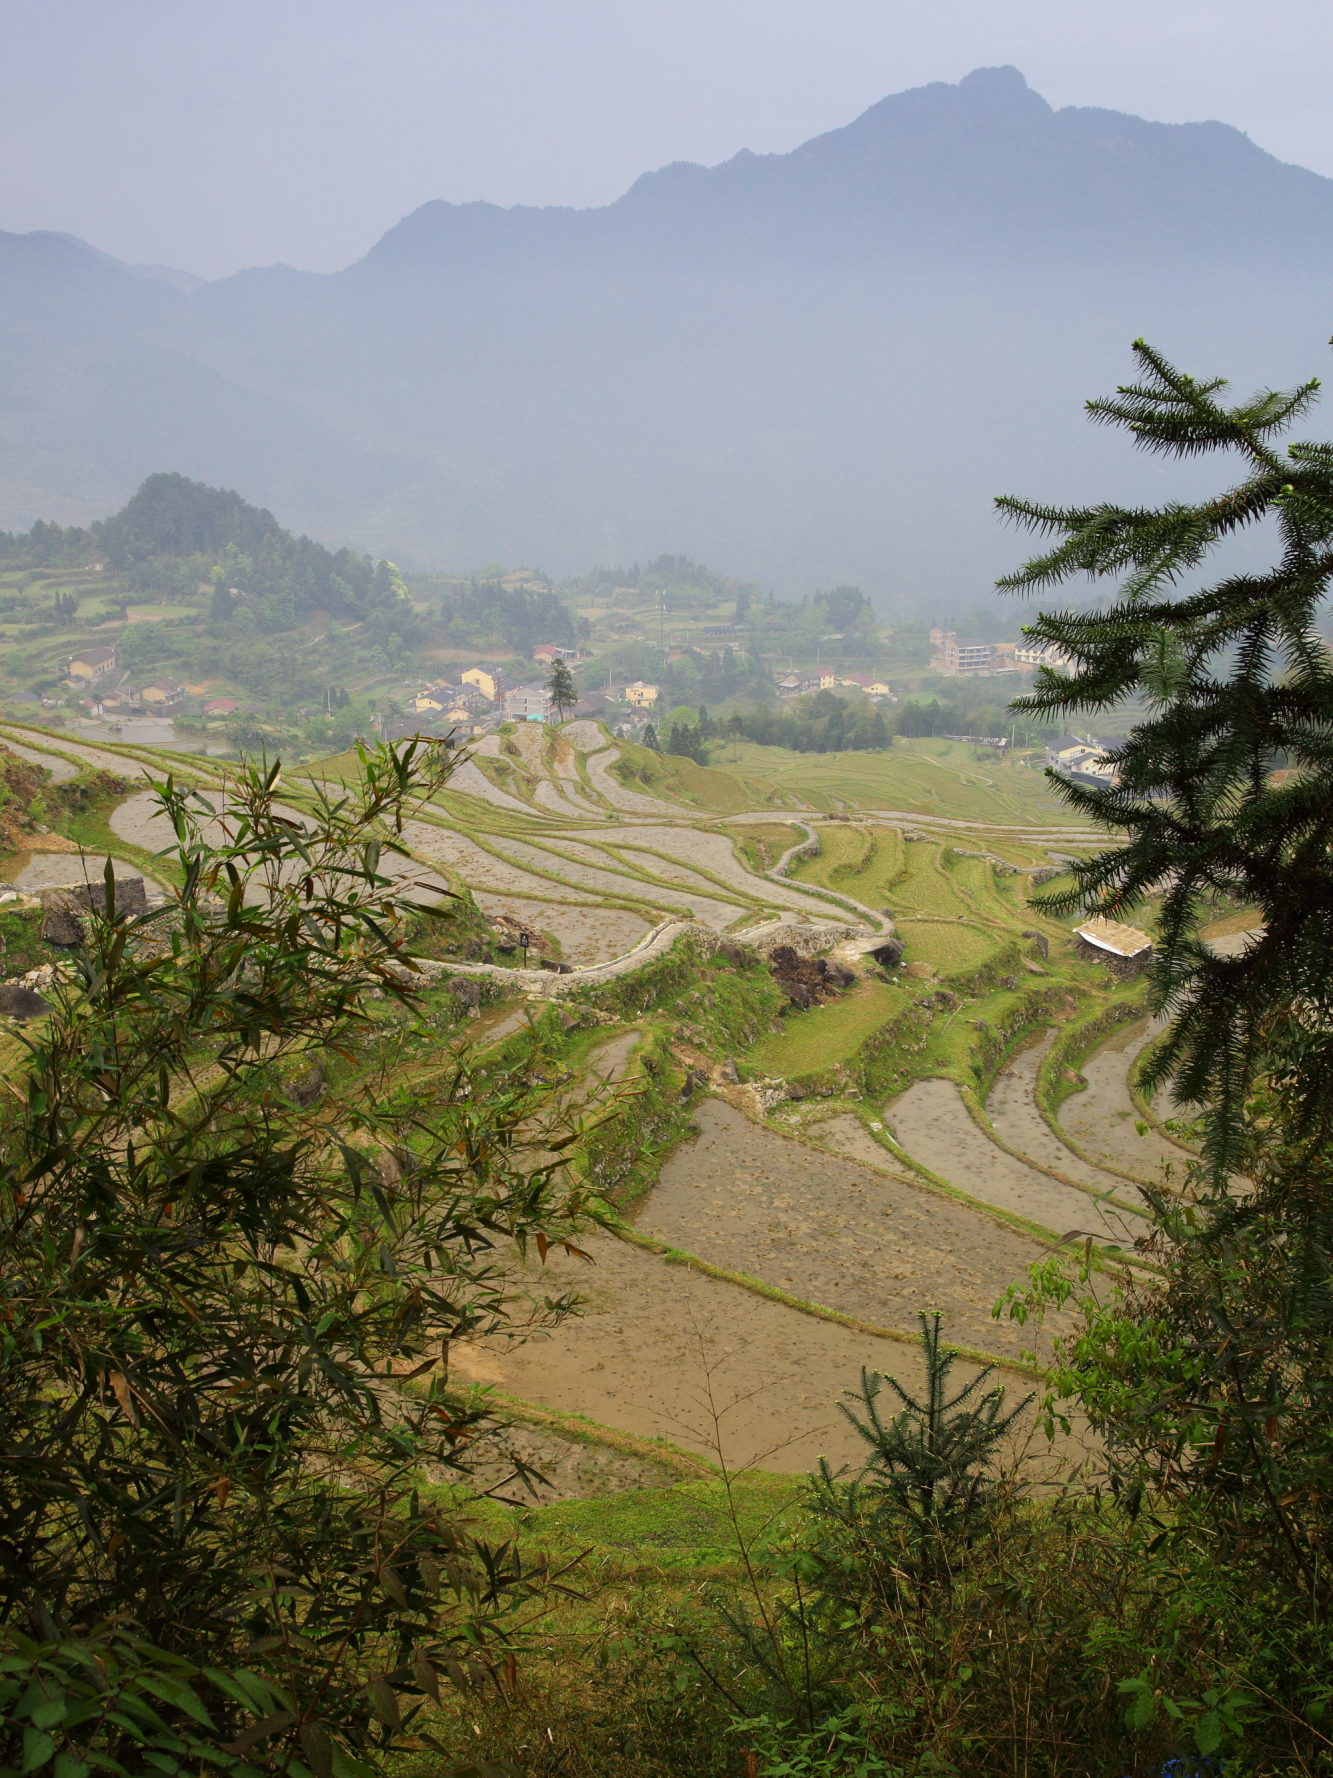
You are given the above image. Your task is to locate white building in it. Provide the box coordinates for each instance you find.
[504,683,551,723]
[929,630,992,676]
[1017,639,1073,672]
[1045,735,1119,785]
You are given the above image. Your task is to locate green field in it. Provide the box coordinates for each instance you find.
[720,738,1081,823]
[480,1471,804,1578]
[894,918,1005,974]
[745,979,903,1077]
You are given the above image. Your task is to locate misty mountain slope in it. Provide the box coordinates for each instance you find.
[3,67,1333,598]
[359,65,1333,269]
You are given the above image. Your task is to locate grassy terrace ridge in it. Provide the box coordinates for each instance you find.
[614,1211,1045,1378]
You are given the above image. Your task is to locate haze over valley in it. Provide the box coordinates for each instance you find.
[6,65,1333,604]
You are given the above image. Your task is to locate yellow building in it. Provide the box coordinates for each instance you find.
[67,645,117,683]
[140,682,185,707]
[460,665,501,701]
[624,680,660,708]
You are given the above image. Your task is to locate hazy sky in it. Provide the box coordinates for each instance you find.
[5,0,1331,280]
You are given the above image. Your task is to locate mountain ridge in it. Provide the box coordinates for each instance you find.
[3,67,1333,595]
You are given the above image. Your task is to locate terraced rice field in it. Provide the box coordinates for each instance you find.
[0,713,1157,1479]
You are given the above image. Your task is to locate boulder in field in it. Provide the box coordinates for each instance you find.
[38,891,84,947]
[0,983,49,1021]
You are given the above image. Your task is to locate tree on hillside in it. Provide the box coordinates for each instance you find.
[547,656,577,722]
[0,741,601,1773]
[1001,339,1333,1176]
[641,722,659,751]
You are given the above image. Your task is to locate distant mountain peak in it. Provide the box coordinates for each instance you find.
[958,64,1030,93]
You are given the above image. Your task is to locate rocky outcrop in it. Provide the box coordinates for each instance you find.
[768,944,856,1010]
[37,875,149,946]
[39,891,86,947]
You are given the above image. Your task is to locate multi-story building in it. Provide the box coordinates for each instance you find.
[929,629,992,675]
[952,632,995,672]
[624,681,660,708]
[504,684,551,723]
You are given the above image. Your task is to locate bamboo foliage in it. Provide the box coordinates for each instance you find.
[0,738,600,1774]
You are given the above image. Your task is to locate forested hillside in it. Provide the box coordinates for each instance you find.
[0,472,420,640]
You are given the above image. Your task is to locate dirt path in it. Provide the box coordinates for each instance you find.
[1058,1021,1193,1185]
[887,1078,1151,1247]
[450,1231,1084,1476]
[633,1099,1072,1364]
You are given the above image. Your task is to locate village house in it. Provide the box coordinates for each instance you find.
[139,682,186,709]
[67,645,117,684]
[1016,638,1073,671]
[1045,735,1120,784]
[1073,915,1152,979]
[460,665,503,702]
[532,643,578,664]
[624,681,660,708]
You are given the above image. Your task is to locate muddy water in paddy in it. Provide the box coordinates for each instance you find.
[989,1032,1145,1198]
[632,1099,1070,1364]
[472,892,649,966]
[0,738,78,781]
[888,1078,1151,1246]
[11,852,155,892]
[450,1232,1084,1475]
[1058,1020,1194,1184]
